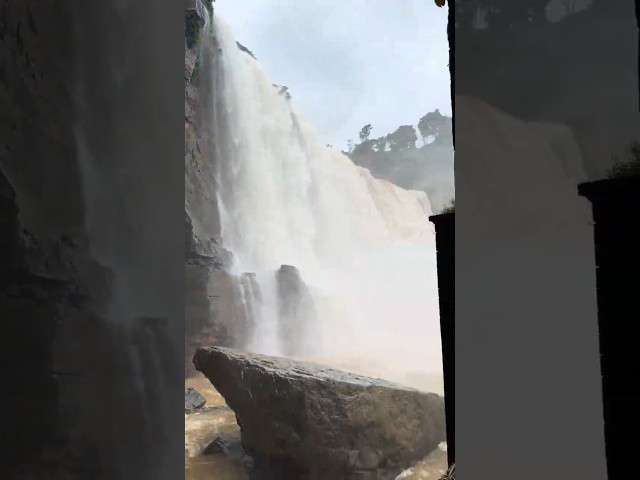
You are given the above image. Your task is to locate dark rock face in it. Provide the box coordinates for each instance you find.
[184,23,265,375]
[236,41,257,59]
[184,209,234,377]
[185,387,207,414]
[194,347,447,480]
[2,2,185,479]
[276,265,319,357]
[429,213,455,468]
[184,24,220,250]
[184,18,238,377]
[233,272,262,348]
[0,169,110,478]
[1,169,181,480]
[185,0,209,24]
[203,436,254,467]
[579,178,640,480]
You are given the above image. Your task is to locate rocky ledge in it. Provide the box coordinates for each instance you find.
[194,346,446,480]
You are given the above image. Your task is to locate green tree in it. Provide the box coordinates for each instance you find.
[374,136,388,152]
[351,139,375,159]
[359,124,373,143]
[607,141,640,179]
[418,110,452,145]
[185,10,205,49]
[387,125,417,151]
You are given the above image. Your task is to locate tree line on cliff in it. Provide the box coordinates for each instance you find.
[336,110,454,212]
[341,109,452,165]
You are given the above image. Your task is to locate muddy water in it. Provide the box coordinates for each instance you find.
[185,354,448,480]
[185,376,246,480]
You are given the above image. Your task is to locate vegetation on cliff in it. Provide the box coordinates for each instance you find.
[185,11,204,49]
[342,110,454,210]
[607,141,640,179]
[344,110,452,160]
[441,199,455,214]
[185,0,215,49]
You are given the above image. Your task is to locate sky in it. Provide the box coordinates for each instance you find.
[214,0,451,150]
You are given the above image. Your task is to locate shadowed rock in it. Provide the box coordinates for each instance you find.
[276,265,318,357]
[203,435,254,468]
[194,346,446,480]
[185,387,206,414]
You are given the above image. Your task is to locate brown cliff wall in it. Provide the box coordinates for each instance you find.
[184,3,243,377]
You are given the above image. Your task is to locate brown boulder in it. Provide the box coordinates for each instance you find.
[194,346,446,479]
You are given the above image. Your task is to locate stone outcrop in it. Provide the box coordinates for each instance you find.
[276,265,319,357]
[1,3,111,476]
[185,0,209,25]
[185,387,207,414]
[184,209,234,376]
[184,4,239,377]
[2,2,186,479]
[233,272,261,348]
[184,6,268,376]
[1,168,114,479]
[194,347,447,480]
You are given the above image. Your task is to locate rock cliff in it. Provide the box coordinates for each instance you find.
[184,2,275,376]
[276,265,319,357]
[184,1,240,377]
[1,2,184,478]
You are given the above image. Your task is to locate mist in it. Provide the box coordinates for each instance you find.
[212,15,445,392]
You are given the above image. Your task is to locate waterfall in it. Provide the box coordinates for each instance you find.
[211,17,443,380]
[69,3,183,479]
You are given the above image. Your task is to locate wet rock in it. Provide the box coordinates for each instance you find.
[231,272,261,349]
[202,437,225,455]
[194,347,447,480]
[185,387,207,414]
[201,405,232,414]
[184,264,237,377]
[236,41,257,59]
[185,0,209,23]
[183,21,238,378]
[276,265,319,357]
[203,436,254,467]
[185,0,209,51]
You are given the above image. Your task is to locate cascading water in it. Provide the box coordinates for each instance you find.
[211,17,444,384]
[69,3,184,479]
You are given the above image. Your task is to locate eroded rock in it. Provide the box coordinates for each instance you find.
[276,264,318,357]
[185,387,207,414]
[194,346,446,480]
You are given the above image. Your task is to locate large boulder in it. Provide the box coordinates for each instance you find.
[194,346,447,479]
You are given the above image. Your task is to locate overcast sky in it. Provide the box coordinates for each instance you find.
[214,0,451,150]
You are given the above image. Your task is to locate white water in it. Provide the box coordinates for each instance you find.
[211,17,443,379]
